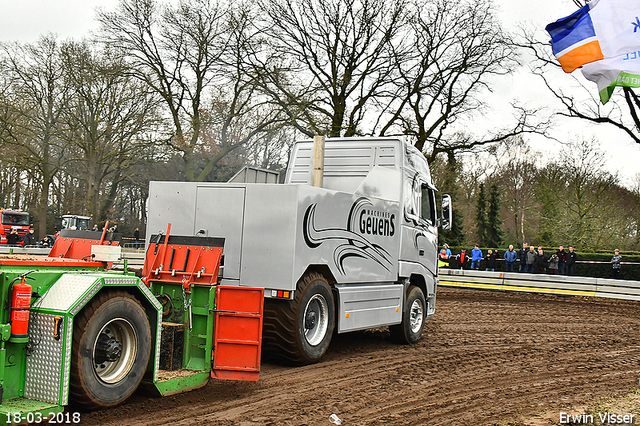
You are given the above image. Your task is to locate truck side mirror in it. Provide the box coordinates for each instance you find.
[441,194,452,231]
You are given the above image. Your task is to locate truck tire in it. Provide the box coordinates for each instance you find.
[70,290,151,409]
[390,285,426,344]
[263,272,335,365]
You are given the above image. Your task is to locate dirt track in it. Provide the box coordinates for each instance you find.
[80,287,640,425]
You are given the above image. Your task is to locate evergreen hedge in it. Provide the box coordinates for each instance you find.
[440,246,640,281]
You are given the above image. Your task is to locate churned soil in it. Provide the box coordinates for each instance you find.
[79,287,640,426]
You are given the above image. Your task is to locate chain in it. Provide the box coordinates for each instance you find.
[181,278,192,330]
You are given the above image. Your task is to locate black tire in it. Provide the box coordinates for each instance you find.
[262,272,335,365]
[390,285,426,344]
[70,290,151,409]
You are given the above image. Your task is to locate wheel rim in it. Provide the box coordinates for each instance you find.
[92,318,137,384]
[303,294,329,346]
[409,299,424,334]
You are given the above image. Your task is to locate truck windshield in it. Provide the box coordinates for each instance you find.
[2,212,29,226]
[77,219,91,230]
[62,217,91,230]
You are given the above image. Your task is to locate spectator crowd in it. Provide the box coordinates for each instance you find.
[439,243,624,279]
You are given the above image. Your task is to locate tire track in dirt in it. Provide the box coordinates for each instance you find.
[79,288,640,426]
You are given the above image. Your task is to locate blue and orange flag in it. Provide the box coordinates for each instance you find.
[546,0,640,73]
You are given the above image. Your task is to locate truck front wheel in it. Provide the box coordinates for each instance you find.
[390,285,426,344]
[70,291,151,409]
[263,272,335,365]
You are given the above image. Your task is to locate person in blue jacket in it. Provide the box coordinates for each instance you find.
[471,244,483,269]
[504,244,518,272]
[439,243,452,259]
[438,243,452,268]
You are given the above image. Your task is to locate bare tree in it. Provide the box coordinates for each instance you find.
[252,0,546,161]
[194,3,290,180]
[254,0,407,137]
[98,0,284,182]
[244,127,296,172]
[377,0,546,163]
[489,140,539,244]
[59,40,161,222]
[97,0,226,182]
[0,35,70,237]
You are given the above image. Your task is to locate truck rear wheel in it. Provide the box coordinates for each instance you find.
[263,272,335,365]
[70,290,151,409]
[390,285,426,344]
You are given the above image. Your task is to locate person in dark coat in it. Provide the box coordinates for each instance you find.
[555,246,567,275]
[134,228,141,249]
[23,227,37,246]
[485,249,498,272]
[565,246,578,276]
[519,243,529,272]
[612,249,622,279]
[535,249,548,274]
[6,229,20,246]
[39,236,53,248]
[457,249,470,270]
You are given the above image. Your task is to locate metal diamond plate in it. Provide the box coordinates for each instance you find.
[104,278,136,285]
[62,318,73,405]
[70,283,102,316]
[25,313,65,404]
[154,308,161,381]
[38,275,101,312]
[134,280,163,310]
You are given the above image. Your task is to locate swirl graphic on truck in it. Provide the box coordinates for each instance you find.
[302,198,393,275]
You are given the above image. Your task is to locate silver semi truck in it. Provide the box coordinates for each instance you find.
[147,137,451,364]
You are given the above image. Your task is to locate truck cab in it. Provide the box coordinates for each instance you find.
[285,137,445,307]
[0,210,30,245]
[60,214,92,231]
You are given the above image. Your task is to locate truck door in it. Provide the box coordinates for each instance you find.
[400,175,438,275]
[417,183,438,272]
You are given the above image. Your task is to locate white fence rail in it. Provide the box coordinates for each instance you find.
[439,268,640,301]
[0,247,52,256]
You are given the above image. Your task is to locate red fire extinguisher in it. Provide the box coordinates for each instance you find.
[10,277,32,339]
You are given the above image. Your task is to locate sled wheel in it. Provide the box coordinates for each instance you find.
[70,290,151,409]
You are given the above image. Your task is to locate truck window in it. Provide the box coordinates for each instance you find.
[2,213,29,226]
[420,186,435,226]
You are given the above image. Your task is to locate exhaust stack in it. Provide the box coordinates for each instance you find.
[311,135,325,188]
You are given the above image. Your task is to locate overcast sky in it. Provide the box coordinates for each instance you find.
[0,0,638,185]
